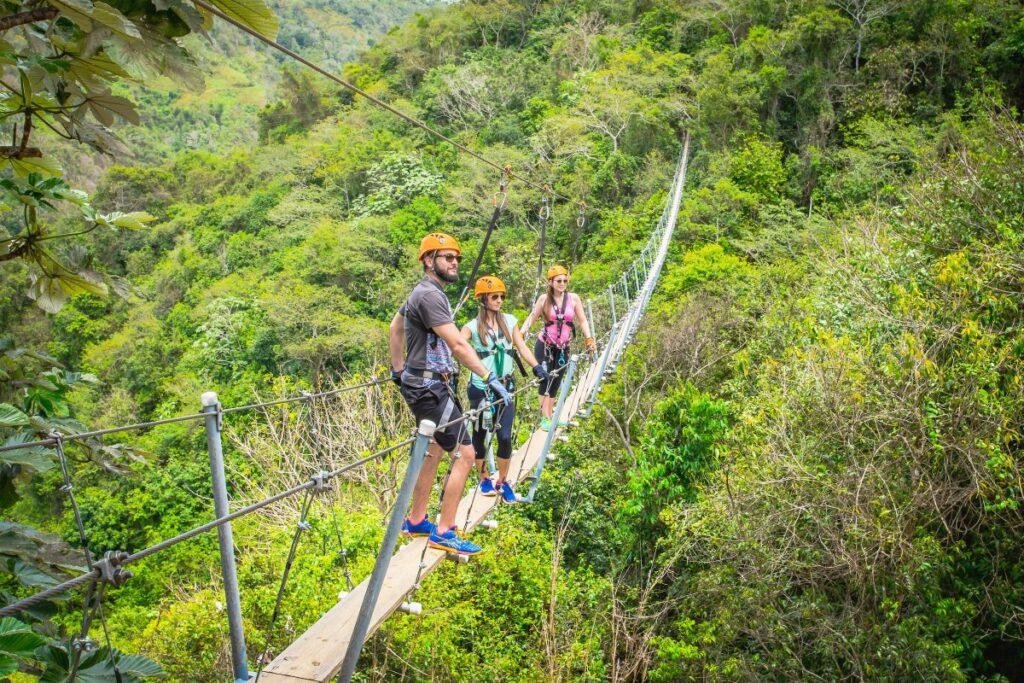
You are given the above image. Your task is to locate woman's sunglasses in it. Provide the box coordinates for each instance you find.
[488,293,505,301]
[553,278,568,284]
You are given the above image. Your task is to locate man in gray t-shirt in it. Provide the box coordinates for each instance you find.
[389,232,511,556]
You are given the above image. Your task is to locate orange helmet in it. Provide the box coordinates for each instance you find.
[418,232,461,260]
[546,265,569,280]
[474,275,506,297]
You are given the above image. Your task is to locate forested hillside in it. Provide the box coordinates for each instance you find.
[3,0,1024,680]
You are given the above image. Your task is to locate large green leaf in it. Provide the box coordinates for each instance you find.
[0,617,46,656]
[7,155,62,179]
[91,2,143,42]
[204,0,278,39]
[82,90,141,127]
[114,651,165,678]
[0,444,56,472]
[99,210,155,230]
[0,403,29,428]
[26,268,108,314]
[45,0,96,31]
[0,657,18,676]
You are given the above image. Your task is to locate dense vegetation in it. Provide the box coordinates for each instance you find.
[3,0,1024,679]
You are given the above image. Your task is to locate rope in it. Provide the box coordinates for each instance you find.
[190,0,565,202]
[53,433,103,676]
[255,488,315,682]
[0,376,392,454]
[453,179,509,316]
[0,433,417,618]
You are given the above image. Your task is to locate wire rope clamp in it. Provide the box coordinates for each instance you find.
[399,600,423,615]
[200,391,223,430]
[310,470,332,494]
[446,553,470,564]
[95,550,133,587]
[481,518,498,530]
[297,520,311,533]
[72,635,97,653]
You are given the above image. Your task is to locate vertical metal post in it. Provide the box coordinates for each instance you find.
[608,285,617,328]
[586,300,597,339]
[633,265,641,297]
[339,420,434,683]
[582,321,619,416]
[526,356,578,502]
[201,392,249,683]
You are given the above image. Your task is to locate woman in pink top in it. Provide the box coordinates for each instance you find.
[520,265,596,430]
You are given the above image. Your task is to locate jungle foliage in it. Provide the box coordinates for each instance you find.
[2,0,1024,679]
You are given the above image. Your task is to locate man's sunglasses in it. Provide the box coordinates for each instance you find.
[435,252,462,263]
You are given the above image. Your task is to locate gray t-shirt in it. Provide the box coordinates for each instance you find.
[400,277,455,373]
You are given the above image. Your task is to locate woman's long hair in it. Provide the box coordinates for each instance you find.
[542,283,569,321]
[477,296,513,347]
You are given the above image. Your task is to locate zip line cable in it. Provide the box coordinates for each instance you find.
[190,0,566,203]
[453,177,509,315]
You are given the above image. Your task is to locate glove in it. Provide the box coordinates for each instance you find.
[532,364,549,382]
[485,372,513,407]
[390,369,403,387]
[584,336,597,353]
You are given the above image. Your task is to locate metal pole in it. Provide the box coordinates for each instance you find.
[580,322,619,417]
[201,392,249,683]
[339,419,434,683]
[632,265,641,298]
[586,300,597,339]
[608,285,617,327]
[526,356,578,502]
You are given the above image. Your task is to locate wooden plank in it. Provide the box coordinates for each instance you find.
[261,370,601,682]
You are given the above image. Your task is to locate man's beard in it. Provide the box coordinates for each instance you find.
[437,267,458,283]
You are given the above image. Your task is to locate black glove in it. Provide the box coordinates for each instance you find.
[532,364,549,382]
[485,372,512,407]
[390,369,403,387]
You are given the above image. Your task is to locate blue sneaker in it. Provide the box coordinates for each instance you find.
[402,517,435,537]
[498,481,520,504]
[428,527,482,556]
[479,478,497,497]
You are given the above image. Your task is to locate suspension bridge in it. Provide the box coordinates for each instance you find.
[0,2,694,679]
[0,132,689,681]
[261,137,687,679]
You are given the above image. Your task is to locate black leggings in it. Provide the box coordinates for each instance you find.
[536,338,569,398]
[467,382,515,462]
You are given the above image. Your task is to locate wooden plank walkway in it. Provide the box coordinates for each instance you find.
[260,360,604,682]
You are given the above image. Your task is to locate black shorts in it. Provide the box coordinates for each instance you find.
[535,338,570,398]
[400,379,471,452]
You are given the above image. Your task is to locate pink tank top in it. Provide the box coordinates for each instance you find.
[541,293,575,347]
